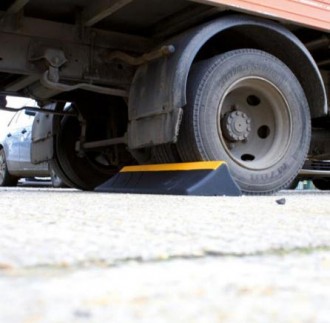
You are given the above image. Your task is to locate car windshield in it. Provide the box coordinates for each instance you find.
[2,96,39,128]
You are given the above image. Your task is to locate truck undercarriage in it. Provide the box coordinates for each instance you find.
[0,0,329,193]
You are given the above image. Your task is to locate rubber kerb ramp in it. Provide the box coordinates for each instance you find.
[95,161,241,196]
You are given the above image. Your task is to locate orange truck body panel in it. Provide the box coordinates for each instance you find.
[193,0,330,31]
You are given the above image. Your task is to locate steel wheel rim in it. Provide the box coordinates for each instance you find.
[218,77,292,171]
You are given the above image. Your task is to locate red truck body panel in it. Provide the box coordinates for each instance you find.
[193,0,330,31]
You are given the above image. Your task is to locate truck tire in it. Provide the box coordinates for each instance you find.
[48,164,68,188]
[177,49,311,194]
[288,178,300,190]
[49,156,75,188]
[151,144,181,163]
[313,178,330,190]
[55,115,118,190]
[0,148,18,186]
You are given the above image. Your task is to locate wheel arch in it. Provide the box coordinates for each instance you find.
[188,16,327,119]
[128,15,326,149]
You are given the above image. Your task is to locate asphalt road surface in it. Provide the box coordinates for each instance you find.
[1,187,330,322]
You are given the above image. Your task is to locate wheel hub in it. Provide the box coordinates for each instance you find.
[222,110,251,142]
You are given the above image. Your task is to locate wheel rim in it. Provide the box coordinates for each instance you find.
[218,77,292,171]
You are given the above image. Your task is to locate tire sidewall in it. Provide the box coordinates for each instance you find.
[0,149,7,186]
[0,148,18,186]
[190,50,311,193]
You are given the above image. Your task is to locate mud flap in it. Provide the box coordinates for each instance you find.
[95,161,241,196]
[31,111,54,164]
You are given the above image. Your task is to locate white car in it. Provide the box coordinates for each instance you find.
[0,108,64,187]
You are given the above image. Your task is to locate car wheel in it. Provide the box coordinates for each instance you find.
[177,49,311,194]
[0,148,18,186]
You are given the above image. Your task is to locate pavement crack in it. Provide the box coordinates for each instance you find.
[204,245,330,258]
[1,245,330,275]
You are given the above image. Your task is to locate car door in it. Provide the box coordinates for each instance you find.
[3,110,22,172]
[17,109,41,173]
